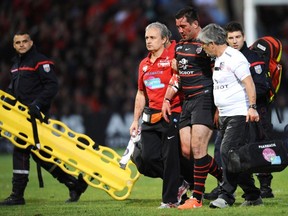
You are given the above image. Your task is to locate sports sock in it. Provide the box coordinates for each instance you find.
[208,156,223,182]
[192,154,210,202]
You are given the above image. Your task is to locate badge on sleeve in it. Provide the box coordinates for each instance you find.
[142,65,148,73]
[254,65,262,74]
[43,64,51,73]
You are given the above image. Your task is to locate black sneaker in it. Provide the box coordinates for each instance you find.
[260,189,274,198]
[204,185,220,200]
[66,190,81,203]
[66,175,88,203]
[240,197,263,207]
[0,194,25,206]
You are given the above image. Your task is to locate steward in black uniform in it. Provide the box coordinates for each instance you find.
[240,41,274,198]
[0,33,87,206]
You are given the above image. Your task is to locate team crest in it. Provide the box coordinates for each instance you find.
[142,65,148,73]
[254,65,262,74]
[220,62,225,70]
[43,64,51,72]
[196,46,202,54]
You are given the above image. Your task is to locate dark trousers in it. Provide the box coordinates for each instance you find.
[140,112,181,203]
[213,103,273,189]
[12,145,86,197]
[218,116,260,205]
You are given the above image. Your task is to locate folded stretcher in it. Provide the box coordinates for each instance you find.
[0,90,140,200]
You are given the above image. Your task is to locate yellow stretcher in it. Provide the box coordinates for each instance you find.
[0,90,140,200]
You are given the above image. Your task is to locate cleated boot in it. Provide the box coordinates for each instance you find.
[178,197,202,210]
[177,180,190,204]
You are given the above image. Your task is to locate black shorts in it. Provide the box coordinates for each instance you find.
[179,93,215,129]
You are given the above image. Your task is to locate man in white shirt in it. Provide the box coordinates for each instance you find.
[197,23,263,208]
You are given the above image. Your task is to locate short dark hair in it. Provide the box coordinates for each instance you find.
[224,21,244,35]
[14,31,31,36]
[13,31,32,40]
[175,7,199,24]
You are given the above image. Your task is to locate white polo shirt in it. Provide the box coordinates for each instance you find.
[213,46,251,116]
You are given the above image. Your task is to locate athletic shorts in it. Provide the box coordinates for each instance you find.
[179,92,215,129]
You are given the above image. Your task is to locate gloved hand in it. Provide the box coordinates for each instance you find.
[28,103,42,120]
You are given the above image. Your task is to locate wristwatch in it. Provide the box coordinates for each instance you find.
[249,104,257,109]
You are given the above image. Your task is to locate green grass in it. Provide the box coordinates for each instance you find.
[1,146,288,216]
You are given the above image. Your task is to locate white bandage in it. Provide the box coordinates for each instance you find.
[169,74,180,93]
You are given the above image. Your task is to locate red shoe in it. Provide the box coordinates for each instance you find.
[178,197,202,210]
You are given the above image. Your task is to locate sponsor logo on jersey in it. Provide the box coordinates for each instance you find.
[144,77,164,89]
[179,70,194,75]
[214,84,229,90]
[178,58,188,70]
[157,59,170,68]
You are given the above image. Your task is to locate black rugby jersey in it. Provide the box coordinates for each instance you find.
[175,39,213,99]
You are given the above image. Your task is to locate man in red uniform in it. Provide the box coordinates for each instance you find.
[162,7,223,209]
[130,22,183,208]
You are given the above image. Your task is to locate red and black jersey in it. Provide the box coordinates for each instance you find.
[8,45,58,113]
[138,42,181,113]
[175,39,213,99]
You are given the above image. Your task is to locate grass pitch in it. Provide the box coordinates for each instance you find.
[1,146,288,216]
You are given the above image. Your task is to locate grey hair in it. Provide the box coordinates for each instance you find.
[145,22,171,40]
[197,23,227,45]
